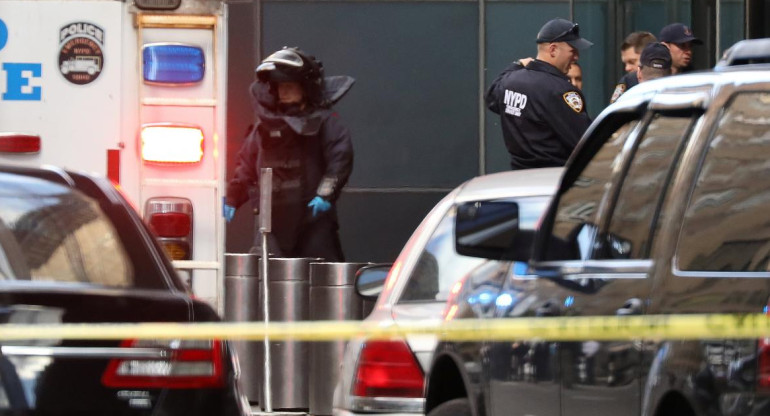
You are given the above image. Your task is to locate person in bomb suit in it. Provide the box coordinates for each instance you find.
[224,47,354,261]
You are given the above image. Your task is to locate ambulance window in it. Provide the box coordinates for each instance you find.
[678,92,770,272]
[541,115,639,261]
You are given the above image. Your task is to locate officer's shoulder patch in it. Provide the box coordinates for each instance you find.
[610,83,626,103]
[563,91,584,113]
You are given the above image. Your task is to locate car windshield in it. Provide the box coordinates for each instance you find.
[0,179,134,287]
[399,195,550,303]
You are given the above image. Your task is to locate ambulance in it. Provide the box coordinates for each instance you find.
[0,0,229,312]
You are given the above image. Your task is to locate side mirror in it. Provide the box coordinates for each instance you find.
[354,263,392,300]
[455,200,527,260]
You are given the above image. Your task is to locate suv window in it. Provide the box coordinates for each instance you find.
[400,196,549,302]
[599,113,696,259]
[677,92,770,272]
[543,118,638,260]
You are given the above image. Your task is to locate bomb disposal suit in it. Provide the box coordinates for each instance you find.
[225,47,354,261]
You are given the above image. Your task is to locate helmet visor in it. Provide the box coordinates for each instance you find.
[262,49,304,67]
[255,49,305,82]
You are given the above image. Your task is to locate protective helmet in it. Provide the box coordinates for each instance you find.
[255,47,324,105]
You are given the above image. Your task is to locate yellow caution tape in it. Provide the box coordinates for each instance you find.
[0,314,768,341]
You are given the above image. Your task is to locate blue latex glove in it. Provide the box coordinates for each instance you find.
[223,203,236,223]
[307,196,332,217]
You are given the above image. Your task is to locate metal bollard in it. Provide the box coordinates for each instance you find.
[223,253,261,404]
[308,262,368,416]
[256,257,319,411]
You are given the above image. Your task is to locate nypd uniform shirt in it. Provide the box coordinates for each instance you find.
[486,59,592,170]
[609,71,639,104]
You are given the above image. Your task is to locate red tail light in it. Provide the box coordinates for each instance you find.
[759,339,770,389]
[352,340,424,398]
[0,133,41,153]
[144,197,193,260]
[149,212,192,237]
[102,339,224,389]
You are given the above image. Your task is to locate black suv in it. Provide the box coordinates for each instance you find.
[425,41,770,416]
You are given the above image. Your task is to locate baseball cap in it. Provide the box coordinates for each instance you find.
[640,42,672,69]
[658,23,703,45]
[536,18,593,50]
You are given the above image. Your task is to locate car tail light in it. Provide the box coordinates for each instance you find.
[145,197,193,260]
[102,339,224,389]
[141,124,204,164]
[143,43,205,85]
[0,133,41,154]
[352,340,424,398]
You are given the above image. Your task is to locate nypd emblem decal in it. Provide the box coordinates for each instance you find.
[58,22,105,85]
[610,83,626,103]
[563,91,583,113]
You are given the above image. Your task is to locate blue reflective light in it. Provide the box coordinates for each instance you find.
[495,293,514,308]
[564,296,574,307]
[512,261,528,276]
[143,44,205,84]
[478,292,494,305]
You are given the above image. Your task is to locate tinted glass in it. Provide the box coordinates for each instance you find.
[455,201,518,259]
[678,92,770,272]
[546,120,638,260]
[0,180,134,286]
[400,196,549,302]
[601,114,694,259]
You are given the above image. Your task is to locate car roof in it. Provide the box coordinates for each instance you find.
[454,167,563,203]
[615,64,770,106]
[715,38,770,67]
[0,171,74,197]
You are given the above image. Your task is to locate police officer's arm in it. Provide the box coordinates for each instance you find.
[549,89,593,150]
[317,115,354,203]
[225,126,260,209]
[485,60,526,114]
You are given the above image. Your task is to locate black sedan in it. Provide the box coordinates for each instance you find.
[0,166,249,415]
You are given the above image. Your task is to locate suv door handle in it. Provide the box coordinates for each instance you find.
[536,300,560,317]
[616,298,643,316]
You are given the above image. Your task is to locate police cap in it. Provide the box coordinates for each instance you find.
[536,18,593,50]
[640,42,672,69]
[658,23,703,45]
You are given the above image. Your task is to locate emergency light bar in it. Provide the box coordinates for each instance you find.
[0,133,41,154]
[142,43,205,85]
[141,124,204,164]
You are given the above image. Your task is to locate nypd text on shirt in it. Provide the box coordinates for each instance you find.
[504,89,527,117]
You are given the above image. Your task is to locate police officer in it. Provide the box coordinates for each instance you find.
[636,42,672,83]
[609,31,656,103]
[224,47,355,261]
[658,23,702,74]
[486,18,593,170]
